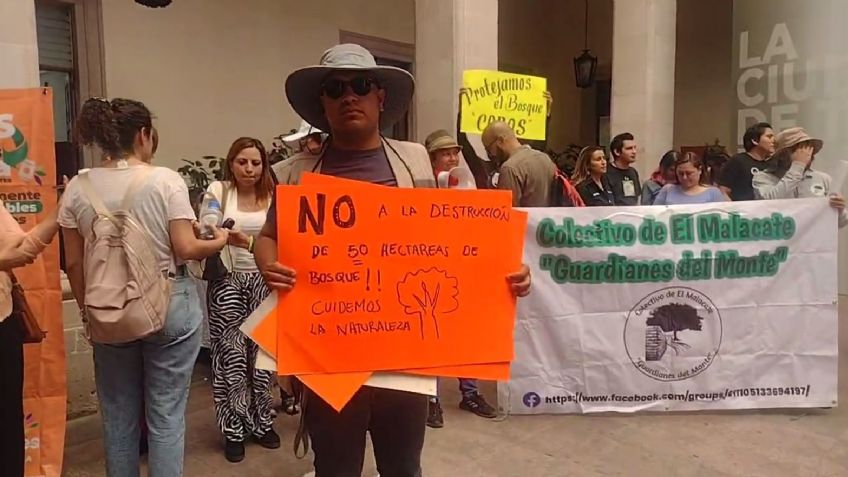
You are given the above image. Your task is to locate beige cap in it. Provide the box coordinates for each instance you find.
[424,129,461,154]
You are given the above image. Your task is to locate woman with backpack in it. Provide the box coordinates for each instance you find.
[203,137,281,462]
[59,97,229,477]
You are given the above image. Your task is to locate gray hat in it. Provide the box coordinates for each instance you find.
[285,44,415,133]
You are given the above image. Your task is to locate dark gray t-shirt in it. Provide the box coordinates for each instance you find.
[265,146,397,238]
[718,152,774,201]
[606,163,641,206]
[319,146,398,186]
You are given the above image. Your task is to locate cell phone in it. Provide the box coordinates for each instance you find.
[221,218,235,230]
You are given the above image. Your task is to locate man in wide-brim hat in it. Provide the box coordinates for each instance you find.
[255,43,532,476]
[752,126,847,227]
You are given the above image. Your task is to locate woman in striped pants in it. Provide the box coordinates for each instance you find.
[206,137,278,463]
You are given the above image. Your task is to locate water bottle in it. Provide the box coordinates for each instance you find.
[199,199,223,240]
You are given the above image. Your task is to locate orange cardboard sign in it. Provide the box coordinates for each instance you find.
[254,173,521,409]
[250,305,512,410]
[0,88,66,477]
[298,372,372,411]
[275,184,525,374]
[253,310,511,379]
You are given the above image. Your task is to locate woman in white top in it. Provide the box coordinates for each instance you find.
[59,98,228,477]
[204,137,279,462]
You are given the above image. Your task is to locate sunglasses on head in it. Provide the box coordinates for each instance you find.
[320,76,379,99]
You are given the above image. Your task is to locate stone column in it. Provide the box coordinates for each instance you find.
[610,0,677,180]
[0,0,39,89]
[415,0,497,151]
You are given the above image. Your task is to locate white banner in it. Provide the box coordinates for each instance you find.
[499,199,838,413]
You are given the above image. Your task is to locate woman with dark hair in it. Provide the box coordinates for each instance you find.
[59,97,228,476]
[572,146,615,206]
[641,150,678,205]
[753,127,847,226]
[702,147,730,186]
[653,152,727,205]
[0,201,59,477]
[205,137,280,462]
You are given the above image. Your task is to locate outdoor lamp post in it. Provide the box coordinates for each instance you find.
[574,50,598,89]
[573,0,598,88]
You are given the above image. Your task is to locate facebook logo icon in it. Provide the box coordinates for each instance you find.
[522,392,541,408]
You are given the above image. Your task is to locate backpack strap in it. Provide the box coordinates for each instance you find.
[77,166,155,225]
[77,171,118,223]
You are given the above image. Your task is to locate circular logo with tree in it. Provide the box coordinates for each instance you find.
[623,287,722,382]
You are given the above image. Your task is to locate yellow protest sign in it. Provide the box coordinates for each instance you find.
[460,70,547,140]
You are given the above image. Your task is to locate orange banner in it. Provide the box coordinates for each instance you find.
[275,183,525,374]
[1,88,66,477]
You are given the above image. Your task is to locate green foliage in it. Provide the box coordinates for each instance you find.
[177,155,224,207]
[177,156,223,191]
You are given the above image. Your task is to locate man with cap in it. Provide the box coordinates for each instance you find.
[481,121,558,207]
[424,129,462,177]
[423,129,473,187]
[752,127,847,227]
[255,43,532,477]
[421,130,497,428]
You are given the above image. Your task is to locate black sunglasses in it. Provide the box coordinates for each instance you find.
[320,77,379,99]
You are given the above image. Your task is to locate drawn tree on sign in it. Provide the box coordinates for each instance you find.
[645,303,704,360]
[397,268,460,340]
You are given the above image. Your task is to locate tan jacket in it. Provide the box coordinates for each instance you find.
[272,138,437,188]
[497,145,556,207]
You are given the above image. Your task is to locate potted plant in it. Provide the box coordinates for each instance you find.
[177,155,224,210]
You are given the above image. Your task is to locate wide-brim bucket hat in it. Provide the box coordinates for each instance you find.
[774,127,824,155]
[285,43,415,133]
